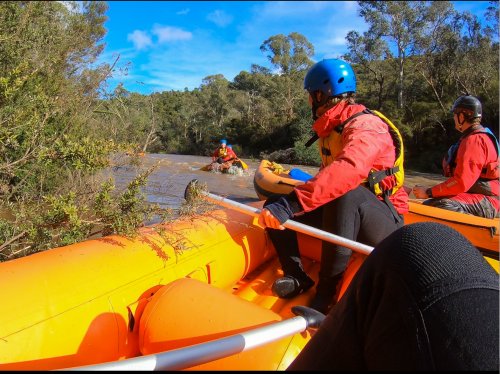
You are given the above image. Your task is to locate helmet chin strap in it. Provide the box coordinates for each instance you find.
[457,113,469,132]
[310,92,331,120]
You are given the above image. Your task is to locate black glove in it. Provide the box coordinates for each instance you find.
[263,191,302,224]
[216,157,224,164]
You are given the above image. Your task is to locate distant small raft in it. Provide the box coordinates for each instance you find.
[201,158,248,173]
[253,159,499,263]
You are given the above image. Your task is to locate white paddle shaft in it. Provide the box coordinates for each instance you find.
[203,191,374,255]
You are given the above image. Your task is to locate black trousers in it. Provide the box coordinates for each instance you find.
[288,222,499,370]
[267,186,403,280]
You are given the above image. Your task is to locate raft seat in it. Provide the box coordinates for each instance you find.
[138,277,310,370]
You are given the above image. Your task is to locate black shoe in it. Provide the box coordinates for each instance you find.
[272,275,315,299]
[309,295,334,315]
[309,273,343,314]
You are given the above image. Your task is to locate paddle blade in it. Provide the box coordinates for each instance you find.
[238,159,248,170]
[200,164,213,171]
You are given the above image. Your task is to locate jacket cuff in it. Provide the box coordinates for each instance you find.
[264,191,302,224]
[426,188,433,198]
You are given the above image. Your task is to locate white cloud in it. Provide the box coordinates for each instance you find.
[207,10,233,27]
[152,24,192,43]
[127,30,153,50]
[176,8,190,15]
[235,1,367,63]
[103,1,371,94]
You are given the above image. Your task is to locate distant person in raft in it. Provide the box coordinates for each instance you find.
[288,222,499,371]
[257,58,409,314]
[412,94,499,219]
[208,139,238,172]
[212,139,229,164]
[225,144,238,162]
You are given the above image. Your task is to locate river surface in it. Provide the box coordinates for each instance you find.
[109,153,446,214]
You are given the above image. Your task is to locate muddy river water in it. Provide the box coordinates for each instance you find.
[109,153,446,214]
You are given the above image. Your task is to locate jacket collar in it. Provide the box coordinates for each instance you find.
[312,101,366,137]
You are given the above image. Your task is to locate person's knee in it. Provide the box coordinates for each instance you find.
[423,198,465,213]
[329,186,371,210]
[372,222,497,288]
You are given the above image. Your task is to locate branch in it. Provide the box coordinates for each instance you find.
[0,230,27,252]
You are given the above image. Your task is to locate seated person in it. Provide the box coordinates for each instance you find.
[212,139,228,163]
[224,144,237,163]
[413,95,499,218]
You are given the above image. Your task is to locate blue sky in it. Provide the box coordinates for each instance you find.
[99,1,494,95]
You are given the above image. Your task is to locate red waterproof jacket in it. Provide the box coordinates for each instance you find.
[212,146,228,160]
[294,101,409,214]
[430,129,500,210]
[223,148,238,162]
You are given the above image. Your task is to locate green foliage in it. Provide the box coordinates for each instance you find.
[293,139,321,166]
[0,166,172,261]
[259,32,314,74]
[0,2,173,261]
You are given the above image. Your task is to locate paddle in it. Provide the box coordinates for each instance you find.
[236,158,248,170]
[200,163,213,171]
[185,179,374,255]
[66,306,325,371]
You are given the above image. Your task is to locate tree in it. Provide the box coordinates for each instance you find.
[260,32,314,75]
[0,1,112,199]
[356,1,429,109]
[0,2,168,260]
[259,33,314,123]
[344,30,392,109]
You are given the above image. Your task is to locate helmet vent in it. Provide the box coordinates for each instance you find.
[323,79,330,85]
[338,77,344,84]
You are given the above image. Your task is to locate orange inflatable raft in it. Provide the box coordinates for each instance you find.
[0,200,365,371]
[253,159,499,263]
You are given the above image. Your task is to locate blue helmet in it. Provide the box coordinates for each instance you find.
[304,59,356,97]
[220,139,227,145]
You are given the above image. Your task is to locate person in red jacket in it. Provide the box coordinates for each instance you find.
[413,95,499,218]
[211,139,229,163]
[224,144,238,163]
[257,58,409,314]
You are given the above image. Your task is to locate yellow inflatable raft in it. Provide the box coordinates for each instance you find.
[0,199,365,371]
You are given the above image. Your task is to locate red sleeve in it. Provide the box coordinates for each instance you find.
[212,147,220,158]
[224,149,237,161]
[431,133,492,197]
[294,116,393,213]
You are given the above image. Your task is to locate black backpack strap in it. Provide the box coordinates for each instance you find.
[305,134,319,148]
[382,190,403,224]
[367,167,402,224]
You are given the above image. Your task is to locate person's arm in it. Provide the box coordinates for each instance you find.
[412,185,433,199]
[223,149,237,162]
[258,120,384,227]
[212,147,220,161]
[414,135,487,198]
[293,120,384,213]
